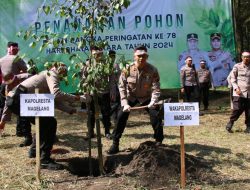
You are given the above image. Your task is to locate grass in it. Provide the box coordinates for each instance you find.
[1,89,250,189]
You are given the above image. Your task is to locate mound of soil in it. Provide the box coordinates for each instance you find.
[105,141,211,189]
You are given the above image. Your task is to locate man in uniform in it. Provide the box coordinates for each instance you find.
[0,63,88,170]
[107,45,163,154]
[226,51,250,133]
[196,60,213,110]
[207,33,235,87]
[0,41,31,144]
[178,33,208,71]
[0,42,28,76]
[81,46,116,139]
[180,56,200,103]
[109,50,121,124]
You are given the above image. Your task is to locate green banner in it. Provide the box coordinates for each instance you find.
[0,0,236,91]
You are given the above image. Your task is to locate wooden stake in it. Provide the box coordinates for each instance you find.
[35,88,40,183]
[93,95,104,175]
[95,116,104,174]
[86,103,93,176]
[179,93,186,188]
[180,126,186,188]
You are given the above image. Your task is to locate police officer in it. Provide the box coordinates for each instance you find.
[0,42,28,76]
[180,56,200,103]
[0,63,88,170]
[107,45,163,154]
[196,60,213,110]
[226,51,250,133]
[207,33,235,87]
[81,46,116,139]
[0,42,30,141]
[108,50,121,124]
[178,33,208,71]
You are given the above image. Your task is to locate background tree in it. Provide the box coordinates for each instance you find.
[232,0,250,61]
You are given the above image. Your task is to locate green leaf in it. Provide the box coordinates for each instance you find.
[53,40,59,47]
[221,19,233,35]
[29,42,36,48]
[209,9,220,27]
[43,5,50,15]
[123,0,131,8]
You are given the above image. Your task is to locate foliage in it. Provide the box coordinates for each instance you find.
[18,0,131,94]
[194,1,235,56]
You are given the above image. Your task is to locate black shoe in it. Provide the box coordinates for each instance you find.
[107,144,119,154]
[226,122,233,133]
[19,136,32,147]
[28,149,36,158]
[41,159,64,170]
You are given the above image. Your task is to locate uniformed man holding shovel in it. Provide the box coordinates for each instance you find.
[108,45,163,154]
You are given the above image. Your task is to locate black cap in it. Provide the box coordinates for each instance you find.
[187,33,198,40]
[134,45,148,52]
[108,50,116,55]
[90,45,102,51]
[7,41,18,47]
[210,33,221,40]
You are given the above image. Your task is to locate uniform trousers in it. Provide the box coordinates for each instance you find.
[184,85,200,102]
[29,117,57,161]
[87,92,111,133]
[110,86,121,123]
[112,99,163,143]
[230,96,250,127]
[199,82,210,109]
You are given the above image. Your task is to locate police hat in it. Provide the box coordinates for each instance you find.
[210,33,221,40]
[187,33,198,41]
[7,41,18,47]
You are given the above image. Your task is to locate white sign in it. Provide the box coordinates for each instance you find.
[164,102,199,126]
[20,94,55,117]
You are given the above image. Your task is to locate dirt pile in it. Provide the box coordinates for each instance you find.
[111,141,211,188]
